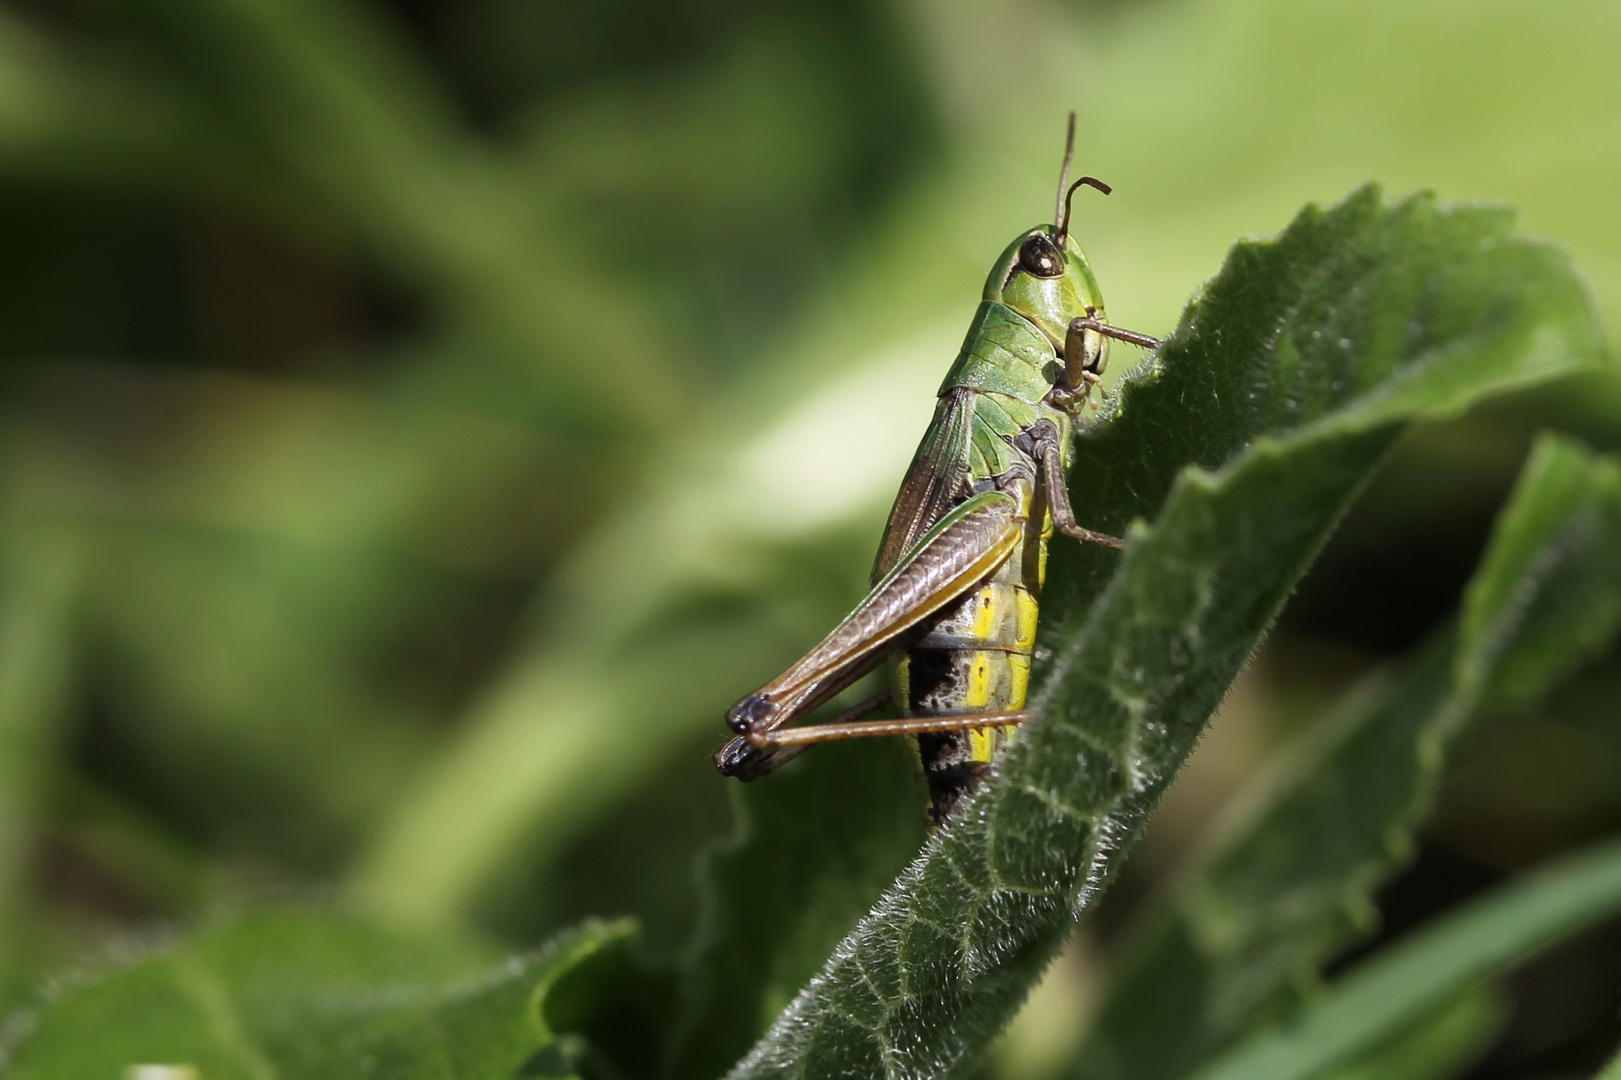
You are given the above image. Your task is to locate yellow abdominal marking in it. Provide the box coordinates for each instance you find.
[963,583,1037,764]
[1014,589,1039,649]
[965,650,993,709]
[971,585,999,640]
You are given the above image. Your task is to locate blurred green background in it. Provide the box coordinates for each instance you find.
[0,0,1616,1075]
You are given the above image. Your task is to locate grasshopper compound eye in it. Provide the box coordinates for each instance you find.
[1017,234,1065,278]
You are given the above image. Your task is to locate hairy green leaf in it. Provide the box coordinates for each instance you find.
[666,737,926,1080]
[729,187,1602,1079]
[1185,835,1621,1080]
[0,910,640,1079]
[1070,434,1621,1080]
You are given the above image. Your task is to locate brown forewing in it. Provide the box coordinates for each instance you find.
[871,387,975,582]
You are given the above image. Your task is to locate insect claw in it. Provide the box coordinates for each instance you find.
[713,736,757,775]
[714,735,804,780]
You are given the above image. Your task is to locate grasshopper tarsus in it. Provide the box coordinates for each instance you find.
[714,736,804,781]
[1058,523,1127,550]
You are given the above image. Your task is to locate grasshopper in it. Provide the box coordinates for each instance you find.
[715,115,1161,822]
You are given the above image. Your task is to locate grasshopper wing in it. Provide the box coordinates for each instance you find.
[871,387,974,582]
[723,487,1023,750]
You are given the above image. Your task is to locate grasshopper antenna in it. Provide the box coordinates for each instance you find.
[1053,112,1112,243]
[1056,175,1110,244]
[1054,111,1076,230]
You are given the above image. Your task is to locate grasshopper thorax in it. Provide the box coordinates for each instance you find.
[977,115,1121,398]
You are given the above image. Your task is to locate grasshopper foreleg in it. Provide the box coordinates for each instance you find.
[1067,317,1163,352]
[1017,421,1127,551]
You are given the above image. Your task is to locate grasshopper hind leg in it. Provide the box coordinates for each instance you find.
[714,689,894,781]
[715,686,1032,781]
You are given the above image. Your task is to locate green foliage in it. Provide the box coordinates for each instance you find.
[719,188,1600,1079]
[1071,433,1621,1080]
[0,1,1620,1077]
[4,171,1613,1078]
[3,911,648,1079]
[667,738,926,1080]
[1187,835,1621,1080]
[1315,986,1504,1080]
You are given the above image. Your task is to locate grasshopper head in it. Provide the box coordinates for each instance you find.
[986,226,1106,346]
[986,224,1112,391]
[986,115,1118,391]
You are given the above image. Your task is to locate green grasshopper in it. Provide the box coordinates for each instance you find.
[715,115,1161,822]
